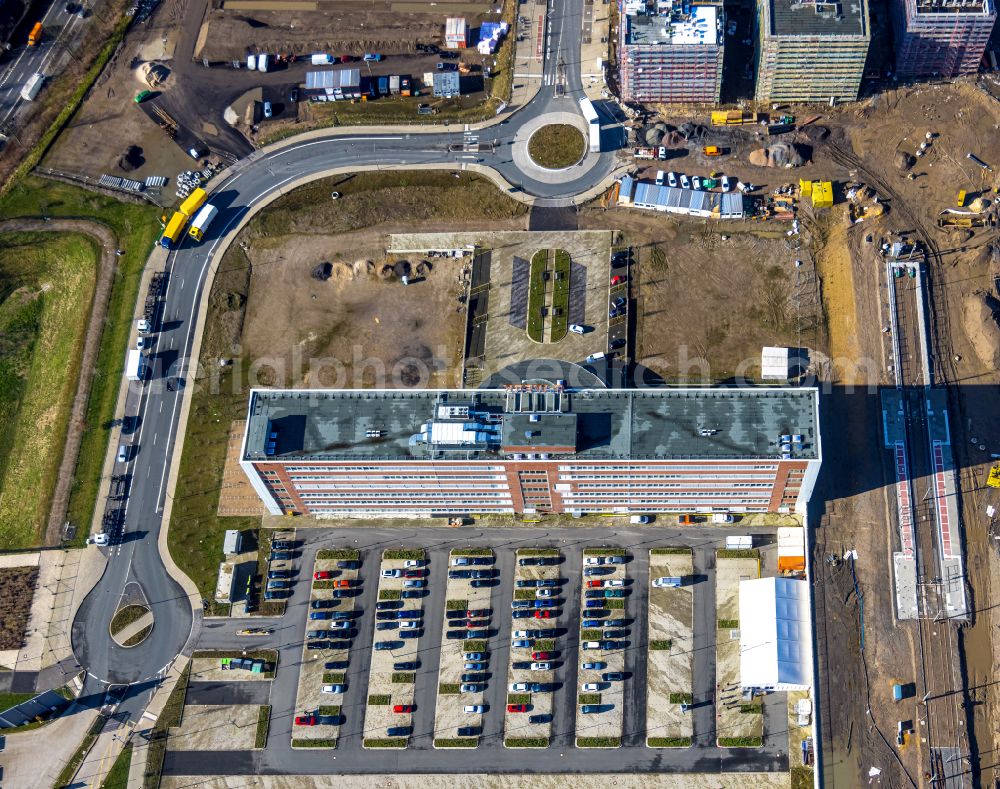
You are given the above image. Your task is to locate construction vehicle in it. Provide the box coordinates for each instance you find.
[987,464,1000,489]
[703,145,722,156]
[936,212,994,228]
[957,190,967,208]
[710,110,757,126]
[633,147,658,160]
[27,22,42,46]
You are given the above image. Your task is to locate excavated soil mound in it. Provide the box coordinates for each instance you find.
[963,293,1000,369]
[748,142,809,168]
[895,150,916,171]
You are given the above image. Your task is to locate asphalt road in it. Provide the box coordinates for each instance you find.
[158,526,789,775]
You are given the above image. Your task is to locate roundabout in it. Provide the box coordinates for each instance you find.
[527,123,586,170]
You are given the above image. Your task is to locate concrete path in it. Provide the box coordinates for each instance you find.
[112,612,155,646]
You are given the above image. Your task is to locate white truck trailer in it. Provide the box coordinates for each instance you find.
[125,349,144,382]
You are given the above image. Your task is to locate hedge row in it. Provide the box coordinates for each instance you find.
[648,737,692,748]
[505,737,548,748]
[368,695,390,705]
[317,549,360,560]
[650,547,693,556]
[582,547,626,556]
[576,737,621,748]
[434,738,478,748]
[669,692,693,705]
[383,549,424,560]
[718,736,763,747]
[649,639,673,650]
[364,738,408,748]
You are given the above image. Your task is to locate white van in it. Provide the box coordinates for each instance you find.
[257,53,269,72]
[655,170,665,186]
[569,324,586,335]
[246,54,257,71]
[586,352,606,363]
[712,513,735,523]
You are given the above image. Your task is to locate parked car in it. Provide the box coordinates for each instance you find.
[313,570,336,580]
[463,705,485,714]
[436,61,458,71]
[404,559,424,567]
[459,683,483,693]
[691,175,702,190]
[451,557,471,566]
[509,682,529,692]
[269,551,291,562]
[569,323,586,334]
[450,569,473,579]
[580,705,601,714]
[507,704,529,713]
[295,715,317,726]
[403,569,424,578]
[363,53,383,61]
[529,714,551,724]
[268,569,291,580]
[376,600,403,610]
[721,175,732,192]
[322,684,345,694]
[607,555,626,564]
[512,639,532,648]
[533,611,553,619]
[680,174,690,189]
[394,661,420,670]
[401,590,423,599]
[309,611,333,620]
[325,660,348,670]
[337,560,359,569]
[464,662,487,671]
[583,682,603,692]
[381,568,402,579]
[604,619,628,628]
[375,641,402,651]
[529,662,551,671]
[263,101,273,119]
[582,661,606,670]
[387,726,411,736]
[536,589,554,598]
[392,704,414,713]
[602,672,625,682]
[272,540,294,550]
[531,651,552,660]
[463,652,487,661]
[518,557,539,567]
[376,621,399,631]
[667,171,678,187]
[403,579,425,588]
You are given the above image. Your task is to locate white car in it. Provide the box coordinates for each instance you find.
[721,176,732,192]
[381,568,402,578]
[583,683,602,692]
[584,557,604,566]
[512,630,531,639]
[509,682,529,692]
[400,620,419,629]
[463,704,485,714]
[655,170,665,186]
[404,559,424,567]
[630,515,651,524]
[451,557,471,567]
[530,662,551,671]
[712,513,735,523]
[569,324,586,334]
[666,171,677,188]
[603,579,625,588]
[322,684,345,694]
[653,577,682,588]
[582,641,601,650]
[680,174,690,189]
[536,589,554,598]
[136,336,146,350]
[263,100,273,119]
[691,175,702,190]
[459,683,481,693]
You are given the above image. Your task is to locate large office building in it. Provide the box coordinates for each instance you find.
[754,0,871,103]
[618,0,724,104]
[891,0,996,79]
[240,386,821,518]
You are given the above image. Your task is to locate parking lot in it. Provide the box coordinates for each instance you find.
[165,526,791,778]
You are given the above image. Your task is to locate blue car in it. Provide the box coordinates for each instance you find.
[309,611,333,620]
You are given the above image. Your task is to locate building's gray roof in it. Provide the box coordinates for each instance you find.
[243,387,820,463]
[769,0,867,37]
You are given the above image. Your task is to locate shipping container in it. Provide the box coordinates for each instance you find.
[390,75,400,95]
[258,53,270,72]
[377,76,389,96]
[20,72,44,101]
[311,53,334,65]
[188,204,219,242]
[179,187,208,218]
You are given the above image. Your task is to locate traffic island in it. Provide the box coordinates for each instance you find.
[109,603,152,648]
[527,124,586,170]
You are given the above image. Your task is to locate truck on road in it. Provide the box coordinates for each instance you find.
[125,349,145,382]
[28,22,42,46]
[188,203,218,242]
[161,188,208,249]
[20,73,44,101]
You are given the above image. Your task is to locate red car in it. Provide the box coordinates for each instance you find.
[466,620,486,629]
[507,704,528,713]
[393,704,414,713]
[586,579,603,588]
[314,571,334,580]
[531,651,551,660]
[611,275,624,285]
[295,715,317,726]
[533,610,553,619]
[404,569,424,578]
[335,579,352,588]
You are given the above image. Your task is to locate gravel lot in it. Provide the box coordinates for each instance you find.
[715,554,763,745]
[645,549,694,746]
[169,705,260,751]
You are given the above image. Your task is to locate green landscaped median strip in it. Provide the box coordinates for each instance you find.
[367,695,391,705]
[434,738,478,748]
[576,737,621,748]
[648,737,692,748]
[318,705,341,716]
[605,599,625,610]
[718,736,763,747]
[100,742,132,789]
[451,548,492,557]
[649,639,673,651]
[364,738,407,748]
[581,629,604,641]
[383,549,424,560]
[526,249,546,343]
[317,549,359,561]
[464,639,487,653]
[323,673,346,684]
[533,639,555,652]
[517,548,559,557]
[379,589,401,601]
[507,693,530,705]
[392,672,415,684]
[739,703,763,714]
[142,664,190,789]
[505,737,549,748]
[54,714,106,788]
[446,599,469,610]
[651,547,693,556]
[583,547,626,556]
[439,683,461,695]
[254,706,270,749]
[514,589,536,600]
[292,739,337,748]
[669,693,693,705]
[717,549,760,559]
[549,249,570,342]
[578,693,601,705]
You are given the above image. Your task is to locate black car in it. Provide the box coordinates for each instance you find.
[377,611,399,621]
[512,610,534,619]
[399,630,420,639]
[603,630,628,639]
[394,661,420,671]
[609,338,626,350]
[470,579,492,589]
[518,557,539,567]
[602,671,626,682]
[375,640,403,651]
[439,51,459,59]
[272,540,295,550]
[446,609,466,619]
[307,639,332,650]
[471,569,493,579]
[376,600,404,611]
[461,673,486,683]
[337,560,359,570]
[288,87,299,102]
[449,569,473,579]
[529,713,552,724]
[263,589,288,600]
[267,569,292,579]
[457,725,481,736]
[396,610,421,619]
[325,661,349,670]
[269,551,292,562]
[377,621,400,631]
[333,611,354,620]
[311,599,336,609]
[512,661,532,670]
[387,726,412,736]
[401,589,423,599]
[538,557,559,566]
[446,630,467,639]
[471,557,493,565]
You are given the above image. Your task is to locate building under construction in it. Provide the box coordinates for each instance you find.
[754,0,871,103]
[890,0,996,79]
[618,0,724,104]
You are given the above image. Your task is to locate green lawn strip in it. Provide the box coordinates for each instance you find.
[650,547,693,556]
[317,705,340,716]
[367,695,391,705]
[53,713,106,788]
[580,629,603,641]
[549,249,570,342]
[577,693,600,705]
[505,737,548,748]
[506,693,530,705]
[516,548,559,557]
[463,639,487,653]
[0,232,99,548]
[383,548,424,560]
[254,705,270,749]
[434,738,478,748]
[513,589,535,601]
[391,672,415,684]
[791,766,814,789]
[576,736,620,748]
[317,549,359,561]
[649,639,673,650]
[526,249,546,342]
[605,599,625,610]
[122,624,152,647]
[450,548,492,557]
[647,737,692,748]
[717,619,739,630]
[718,736,763,747]
[142,664,190,789]
[323,673,346,684]
[312,580,335,590]
[527,125,585,169]
[0,692,35,710]
[739,703,763,714]
[379,589,401,601]
[717,549,760,559]
[438,683,461,695]
[110,604,149,634]
[533,639,555,651]
[363,738,407,748]
[99,742,132,788]
[0,181,160,548]
[292,738,336,748]
[583,547,626,556]
[669,692,693,705]
[446,599,469,610]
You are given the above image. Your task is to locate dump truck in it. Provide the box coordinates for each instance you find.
[188,203,219,242]
[28,22,42,46]
[710,110,757,126]
[703,145,722,156]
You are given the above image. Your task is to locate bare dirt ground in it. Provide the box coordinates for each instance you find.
[0,566,38,649]
[576,211,824,383]
[209,173,527,389]
[168,704,259,750]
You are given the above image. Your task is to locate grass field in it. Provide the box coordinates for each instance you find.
[527,124,585,169]
[550,249,570,342]
[99,742,132,789]
[0,177,161,546]
[0,232,98,548]
[527,249,547,342]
